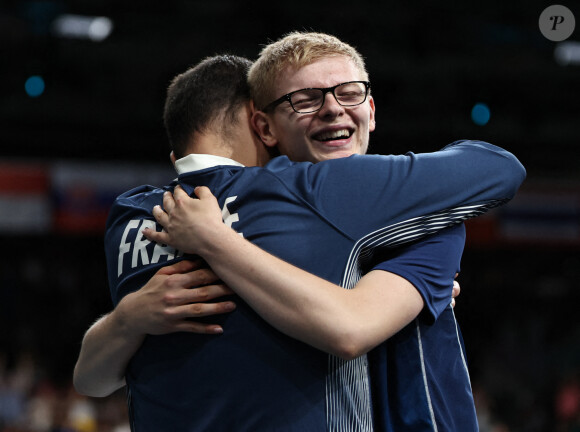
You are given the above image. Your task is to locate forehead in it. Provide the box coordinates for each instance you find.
[274,56,363,96]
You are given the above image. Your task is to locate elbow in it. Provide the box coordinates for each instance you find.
[517,162,527,187]
[73,382,117,398]
[315,318,377,360]
[334,347,366,361]
[73,367,119,398]
[507,155,527,188]
[505,160,527,198]
[492,154,527,200]
[72,376,97,398]
[476,142,527,198]
[73,378,93,398]
[326,332,370,361]
[72,365,87,395]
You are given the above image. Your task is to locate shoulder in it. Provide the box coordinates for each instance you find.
[114,184,170,208]
[106,183,170,229]
[263,155,308,171]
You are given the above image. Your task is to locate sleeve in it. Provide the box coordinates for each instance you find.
[303,140,526,241]
[371,224,466,321]
[104,185,184,305]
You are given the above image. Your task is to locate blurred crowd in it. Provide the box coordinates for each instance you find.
[0,353,128,432]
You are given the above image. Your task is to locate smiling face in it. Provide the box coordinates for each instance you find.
[253,56,376,163]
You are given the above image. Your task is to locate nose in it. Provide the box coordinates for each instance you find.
[317,91,344,118]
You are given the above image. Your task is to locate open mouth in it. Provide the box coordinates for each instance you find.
[312,128,352,142]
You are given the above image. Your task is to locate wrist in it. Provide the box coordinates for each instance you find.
[196,223,240,262]
[112,294,144,340]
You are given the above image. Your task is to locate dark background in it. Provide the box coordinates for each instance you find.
[1,1,579,431]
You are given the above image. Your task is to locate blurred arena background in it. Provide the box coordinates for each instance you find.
[1,1,579,431]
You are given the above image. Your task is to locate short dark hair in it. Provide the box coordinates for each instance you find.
[164,55,253,159]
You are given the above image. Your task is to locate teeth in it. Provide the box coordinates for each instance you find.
[316,129,351,141]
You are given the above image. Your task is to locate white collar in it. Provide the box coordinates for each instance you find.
[174,154,245,175]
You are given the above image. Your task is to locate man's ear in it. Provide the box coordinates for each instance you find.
[250,102,278,149]
[368,95,376,133]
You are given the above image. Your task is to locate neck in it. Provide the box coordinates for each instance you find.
[190,132,234,160]
[187,132,268,168]
[184,103,272,167]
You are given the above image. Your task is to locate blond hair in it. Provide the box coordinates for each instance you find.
[248,31,369,109]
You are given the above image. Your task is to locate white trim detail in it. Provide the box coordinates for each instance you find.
[325,201,503,431]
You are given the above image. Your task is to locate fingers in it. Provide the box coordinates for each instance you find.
[174,184,189,198]
[172,279,235,303]
[156,259,204,276]
[161,273,235,307]
[144,195,171,244]
[190,283,235,300]
[179,300,236,319]
[167,298,236,330]
[173,322,225,335]
[143,225,170,245]
[450,279,460,309]
[153,185,213,222]
[152,203,169,226]
[156,285,236,334]
[162,188,177,214]
[452,280,460,298]
[193,185,212,200]
[179,267,221,288]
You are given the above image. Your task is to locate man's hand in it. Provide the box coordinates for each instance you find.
[116,259,236,336]
[451,274,460,308]
[74,259,235,397]
[143,185,226,256]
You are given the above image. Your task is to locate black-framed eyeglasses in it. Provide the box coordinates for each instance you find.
[262,81,371,114]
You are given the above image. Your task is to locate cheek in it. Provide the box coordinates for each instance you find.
[288,120,311,145]
[359,142,369,155]
[354,105,374,132]
[292,116,311,134]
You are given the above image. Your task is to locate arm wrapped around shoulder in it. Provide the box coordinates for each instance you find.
[439,140,526,200]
